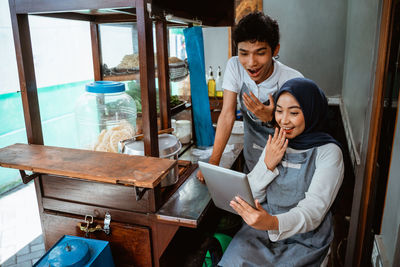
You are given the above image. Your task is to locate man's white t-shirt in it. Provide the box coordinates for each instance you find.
[222,56,303,105]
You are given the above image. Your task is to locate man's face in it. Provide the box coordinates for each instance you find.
[237,41,279,84]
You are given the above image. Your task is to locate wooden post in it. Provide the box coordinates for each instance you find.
[9,1,43,145]
[136,0,159,156]
[90,22,102,81]
[8,0,46,244]
[155,19,171,130]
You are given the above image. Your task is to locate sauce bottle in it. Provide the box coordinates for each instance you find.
[207,66,216,97]
[215,66,223,97]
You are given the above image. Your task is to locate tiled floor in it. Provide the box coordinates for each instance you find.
[0,182,44,267]
[1,235,45,267]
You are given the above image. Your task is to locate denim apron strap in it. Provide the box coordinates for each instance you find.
[183,26,215,147]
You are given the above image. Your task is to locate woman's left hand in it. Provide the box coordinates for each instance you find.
[230,196,278,231]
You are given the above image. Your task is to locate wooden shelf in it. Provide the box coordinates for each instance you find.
[0,143,176,188]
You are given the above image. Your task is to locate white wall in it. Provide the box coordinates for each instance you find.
[202,1,348,97]
[263,0,347,97]
[341,0,381,155]
[0,0,20,94]
[28,16,93,88]
[203,27,229,80]
[0,0,93,95]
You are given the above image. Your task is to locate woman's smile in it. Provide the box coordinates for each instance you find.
[275,92,305,139]
[281,126,294,134]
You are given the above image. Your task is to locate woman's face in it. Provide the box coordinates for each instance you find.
[237,41,280,84]
[275,92,305,139]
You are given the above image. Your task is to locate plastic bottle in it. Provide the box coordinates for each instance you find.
[207,66,216,97]
[215,66,223,97]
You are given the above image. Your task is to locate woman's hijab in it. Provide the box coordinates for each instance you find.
[274,77,342,150]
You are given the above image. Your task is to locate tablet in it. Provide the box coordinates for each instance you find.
[198,161,255,214]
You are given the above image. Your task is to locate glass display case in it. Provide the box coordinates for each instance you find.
[7,1,234,266]
[97,22,190,134]
[100,23,140,81]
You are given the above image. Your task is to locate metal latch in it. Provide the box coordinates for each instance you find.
[78,213,112,237]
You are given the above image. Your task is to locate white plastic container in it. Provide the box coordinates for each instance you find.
[175,120,192,144]
[74,81,137,152]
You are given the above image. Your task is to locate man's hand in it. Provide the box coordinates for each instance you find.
[196,159,218,184]
[243,92,275,122]
[264,127,288,171]
[230,197,278,231]
[196,169,205,184]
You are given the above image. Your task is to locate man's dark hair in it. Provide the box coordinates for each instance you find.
[233,12,280,52]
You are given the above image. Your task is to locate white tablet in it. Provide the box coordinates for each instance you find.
[198,161,255,214]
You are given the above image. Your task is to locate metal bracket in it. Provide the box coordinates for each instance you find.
[134,186,147,201]
[19,170,40,184]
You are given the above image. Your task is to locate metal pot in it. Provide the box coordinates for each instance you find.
[118,134,182,187]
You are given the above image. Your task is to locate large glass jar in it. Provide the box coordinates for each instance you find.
[74,81,137,152]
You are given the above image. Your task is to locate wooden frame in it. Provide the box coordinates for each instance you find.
[345,0,394,266]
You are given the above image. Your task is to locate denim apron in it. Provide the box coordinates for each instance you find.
[219,147,333,267]
[239,83,275,173]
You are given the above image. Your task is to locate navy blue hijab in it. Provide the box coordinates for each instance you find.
[274,78,341,150]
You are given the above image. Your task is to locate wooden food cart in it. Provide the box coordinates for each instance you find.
[2,0,235,266]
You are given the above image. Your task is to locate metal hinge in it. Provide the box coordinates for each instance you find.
[19,170,40,184]
[134,186,147,201]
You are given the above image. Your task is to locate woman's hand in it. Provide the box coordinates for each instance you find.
[230,197,278,231]
[264,127,288,171]
[243,92,275,122]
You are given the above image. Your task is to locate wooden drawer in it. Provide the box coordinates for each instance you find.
[42,211,152,267]
[41,174,160,213]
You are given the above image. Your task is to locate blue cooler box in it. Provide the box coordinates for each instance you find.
[34,235,115,267]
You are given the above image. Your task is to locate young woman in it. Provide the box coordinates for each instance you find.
[218,77,344,266]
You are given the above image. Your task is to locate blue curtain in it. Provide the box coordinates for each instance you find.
[183,26,215,147]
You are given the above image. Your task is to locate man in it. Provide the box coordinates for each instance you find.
[197,12,303,182]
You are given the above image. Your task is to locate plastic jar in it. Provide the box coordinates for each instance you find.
[74,81,137,152]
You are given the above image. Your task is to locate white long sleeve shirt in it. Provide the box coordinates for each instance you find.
[247,143,344,241]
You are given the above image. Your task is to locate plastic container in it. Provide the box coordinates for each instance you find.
[74,81,137,152]
[175,120,192,144]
